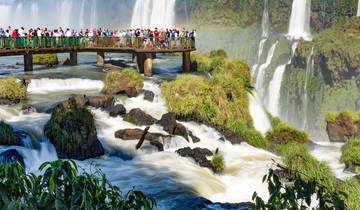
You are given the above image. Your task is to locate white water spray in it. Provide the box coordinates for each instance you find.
[302,47,314,130]
[358,0,360,16]
[131,0,176,29]
[288,0,312,40]
[267,64,287,116]
[262,0,270,38]
[249,93,271,134]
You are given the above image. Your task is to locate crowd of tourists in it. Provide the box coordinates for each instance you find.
[0,26,196,49]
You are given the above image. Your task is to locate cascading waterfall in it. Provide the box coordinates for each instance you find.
[358,0,360,16]
[254,41,278,97]
[302,47,314,130]
[288,0,312,40]
[90,0,98,29]
[79,0,86,29]
[31,1,39,25]
[261,0,269,38]
[59,0,73,28]
[131,0,176,29]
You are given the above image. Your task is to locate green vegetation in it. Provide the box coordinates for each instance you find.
[266,125,309,146]
[0,160,155,209]
[211,152,225,174]
[340,138,360,174]
[103,69,144,95]
[326,111,360,123]
[0,122,20,146]
[191,49,228,72]
[340,178,360,210]
[33,54,59,66]
[280,143,337,191]
[0,77,27,100]
[162,51,262,146]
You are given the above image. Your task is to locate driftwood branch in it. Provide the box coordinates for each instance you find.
[136,126,150,150]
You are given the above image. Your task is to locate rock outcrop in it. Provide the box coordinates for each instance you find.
[123,108,157,126]
[102,69,144,97]
[44,98,104,160]
[0,149,24,167]
[326,113,360,142]
[143,90,155,102]
[0,122,21,146]
[176,147,213,170]
[108,104,127,117]
[158,112,189,140]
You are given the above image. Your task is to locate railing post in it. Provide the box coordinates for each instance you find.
[70,51,78,65]
[24,53,33,72]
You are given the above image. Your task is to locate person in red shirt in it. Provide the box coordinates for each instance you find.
[154,27,160,48]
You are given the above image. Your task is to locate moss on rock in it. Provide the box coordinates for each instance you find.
[33,54,59,66]
[102,69,144,96]
[0,122,21,146]
[266,125,309,146]
[340,138,360,174]
[0,77,27,101]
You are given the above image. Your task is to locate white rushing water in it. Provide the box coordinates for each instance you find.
[302,47,314,130]
[358,0,360,16]
[267,64,286,117]
[131,0,176,29]
[288,0,312,40]
[255,41,278,97]
[249,93,271,134]
[261,0,269,38]
[27,78,104,94]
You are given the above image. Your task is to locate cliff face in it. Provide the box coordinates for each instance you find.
[280,17,360,135]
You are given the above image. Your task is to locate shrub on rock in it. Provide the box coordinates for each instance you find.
[0,77,27,101]
[0,122,21,146]
[266,125,309,145]
[211,152,225,173]
[340,138,360,174]
[44,98,104,160]
[326,111,360,142]
[33,54,59,66]
[102,69,144,96]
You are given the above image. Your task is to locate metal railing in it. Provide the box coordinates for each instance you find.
[0,37,195,50]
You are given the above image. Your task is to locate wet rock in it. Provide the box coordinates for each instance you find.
[158,112,189,140]
[0,149,24,167]
[0,122,21,146]
[125,87,138,98]
[123,108,157,126]
[189,131,201,143]
[21,104,37,114]
[108,104,127,117]
[326,114,360,142]
[176,147,213,170]
[114,128,168,151]
[87,95,114,109]
[143,90,155,102]
[44,98,104,160]
[0,99,20,105]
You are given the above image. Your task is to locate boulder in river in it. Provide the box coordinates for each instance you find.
[87,95,114,109]
[0,149,25,167]
[0,122,21,146]
[102,69,144,97]
[44,98,104,160]
[326,112,360,142]
[21,104,38,114]
[189,131,201,143]
[109,104,127,117]
[123,108,157,126]
[158,112,189,140]
[114,128,168,151]
[143,90,155,102]
[176,147,213,170]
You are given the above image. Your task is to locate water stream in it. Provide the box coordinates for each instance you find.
[288,0,312,40]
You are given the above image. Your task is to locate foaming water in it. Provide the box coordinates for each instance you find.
[267,64,286,116]
[27,78,104,94]
[249,93,271,134]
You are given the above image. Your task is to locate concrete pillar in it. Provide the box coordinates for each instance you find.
[136,53,146,74]
[183,51,191,72]
[97,52,105,65]
[24,53,33,72]
[70,51,78,65]
[144,53,153,77]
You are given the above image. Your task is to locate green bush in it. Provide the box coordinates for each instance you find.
[211,152,225,173]
[209,49,228,59]
[266,125,309,145]
[0,121,20,146]
[191,53,212,72]
[0,160,155,209]
[340,138,360,174]
[33,54,59,66]
[267,112,285,128]
[340,178,360,210]
[280,143,337,192]
[0,77,27,100]
[161,53,255,146]
[325,111,360,123]
[103,69,144,94]
[230,121,268,149]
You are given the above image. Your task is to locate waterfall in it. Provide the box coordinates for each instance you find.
[267,64,287,116]
[31,1,39,25]
[59,0,73,28]
[0,4,11,27]
[302,47,314,130]
[79,0,86,29]
[288,0,312,40]
[249,93,271,134]
[262,0,269,38]
[131,0,176,29]
[90,0,98,28]
[358,0,360,16]
[254,41,278,97]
